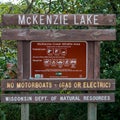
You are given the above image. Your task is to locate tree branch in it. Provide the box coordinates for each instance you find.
[61,0,64,12]
[8,6,13,13]
[46,0,52,13]
[25,0,30,5]
[24,0,34,14]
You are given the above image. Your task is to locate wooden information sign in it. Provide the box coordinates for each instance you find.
[0,14,116,120]
[1,93,115,103]
[1,79,115,91]
[30,42,87,78]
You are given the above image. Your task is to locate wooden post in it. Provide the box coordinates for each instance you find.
[87,42,99,120]
[21,104,29,120]
[87,25,100,120]
[88,103,97,120]
[87,42,96,120]
[88,41,100,120]
[17,41,29,120]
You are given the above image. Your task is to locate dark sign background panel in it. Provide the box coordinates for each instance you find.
[30,42,87,79]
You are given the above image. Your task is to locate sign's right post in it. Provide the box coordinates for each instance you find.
[88,30,100,120]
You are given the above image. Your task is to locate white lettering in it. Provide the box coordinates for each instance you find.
[87,15,92,24]
[35,96,47,101]
[26,17,31,25]
[18,15,25,24]
[33,15,38,24]
[51,96,57,101]
[5,97,9,101]
[40,15,45,25]
[46,15,52,24]
[83,96,110,101]
[74,15,79,25]
[17,14,100,25]
[5,96,32,102]
[94,15,99,25]
[80,15,86,24]
[59,15,62,24]
[60,96,80,101]
[54,15,58,25]
[63,15,68,25]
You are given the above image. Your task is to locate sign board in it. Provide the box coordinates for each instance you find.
[2,14,116,26]
[1,29,116,41]
[0,13,116,120]
[1,93,115,103]
[30,42,87,78]
[1,79,115,91]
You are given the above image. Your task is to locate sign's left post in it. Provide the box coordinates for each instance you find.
[17,40,29,120]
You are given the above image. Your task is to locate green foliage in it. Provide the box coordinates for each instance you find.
[30,103,87,120]
[98,62,120,120]
[0,108,6,120]
[0,40,17,79]
[0,104,21,120]
[0,0,120,120]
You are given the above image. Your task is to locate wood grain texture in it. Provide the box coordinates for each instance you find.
[2,29,116,41]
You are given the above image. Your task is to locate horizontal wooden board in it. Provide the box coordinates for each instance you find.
[2,14,116,26]
[1,93,115,103]
[2,29,116,41]
[1,79,115,91]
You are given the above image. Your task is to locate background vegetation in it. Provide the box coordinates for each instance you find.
[0,0,120,120]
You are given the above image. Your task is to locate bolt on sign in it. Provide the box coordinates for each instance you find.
[30,42,87,78]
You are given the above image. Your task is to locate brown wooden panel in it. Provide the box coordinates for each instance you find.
[1,79,115,91]
[23,41,30,79]
[2,14,116,26]
[17,41,23,80]
[88,38,96,120]
[88,42,94,79]
[2,29,116,41]
[94,42,100,79]
[1,93,115,103]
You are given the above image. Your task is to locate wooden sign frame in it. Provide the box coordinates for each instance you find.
[0,13,116,120]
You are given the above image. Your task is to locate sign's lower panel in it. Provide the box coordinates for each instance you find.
[1,93,115,103]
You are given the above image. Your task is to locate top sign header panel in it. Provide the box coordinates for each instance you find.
[2,14,116,26]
